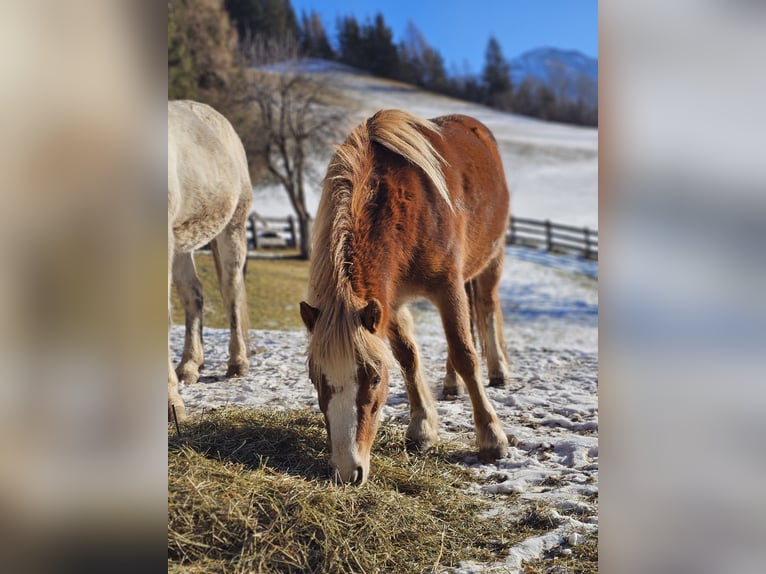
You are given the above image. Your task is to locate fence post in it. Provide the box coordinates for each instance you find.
[287,215,298,248]
[584,227,591,259]
[545,220,553,251]
[250,214,259,250]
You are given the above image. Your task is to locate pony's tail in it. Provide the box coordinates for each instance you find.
[211,239,252,355]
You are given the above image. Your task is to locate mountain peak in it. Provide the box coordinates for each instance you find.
[509,47,598,104]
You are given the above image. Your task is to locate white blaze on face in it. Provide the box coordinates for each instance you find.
[326,378,368,484]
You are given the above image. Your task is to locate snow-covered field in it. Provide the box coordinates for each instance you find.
[253,60,598,229]
[176,65,598,572]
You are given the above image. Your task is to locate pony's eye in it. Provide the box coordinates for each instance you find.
[370,375,381,388]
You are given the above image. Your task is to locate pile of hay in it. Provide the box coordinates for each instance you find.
[168,408,542,573]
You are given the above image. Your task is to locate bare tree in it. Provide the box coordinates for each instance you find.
[243,38,349,259]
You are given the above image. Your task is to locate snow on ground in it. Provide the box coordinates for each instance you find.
[173,246,598,573]
[253,60,598,228]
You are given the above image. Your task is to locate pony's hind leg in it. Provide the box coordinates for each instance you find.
[389,306,440,452]
[172,252,205,384]
[474,253,511,387]
[436,280,508,462]
[213,216,250,378]
[442,280,475,398]
[442,359,465,398]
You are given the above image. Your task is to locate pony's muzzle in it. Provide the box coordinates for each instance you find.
[330,459,368,486]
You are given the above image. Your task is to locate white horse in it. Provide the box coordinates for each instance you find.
[168,100,252,421]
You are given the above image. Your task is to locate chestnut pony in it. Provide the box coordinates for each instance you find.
[168,100,252,421]
[300,109,511,485]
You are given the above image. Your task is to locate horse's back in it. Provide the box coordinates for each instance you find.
[431,114,509,214]
[418,114,509,275]
[168,100,251,252]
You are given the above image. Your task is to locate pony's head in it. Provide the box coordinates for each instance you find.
[300,298,392,486]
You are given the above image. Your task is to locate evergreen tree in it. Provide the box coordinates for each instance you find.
[536,84,557,121]
[337,15,363,69]
[364,13,399,78]
[337,14,399,78]
[224,0,299,44]
[421,47,448,93]
[482,36,512,109]
[299,10,335,60]
[512,77,542,118]
[398,21,447,92]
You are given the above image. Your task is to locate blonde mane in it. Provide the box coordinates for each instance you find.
[306,110,450,387]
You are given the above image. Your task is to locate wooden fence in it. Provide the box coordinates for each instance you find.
[508,216,598,259]
[246,212,298,249]
[237,212,597,260]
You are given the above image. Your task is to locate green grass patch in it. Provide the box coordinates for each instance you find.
[170,252,309,331]
[169,408,548,573]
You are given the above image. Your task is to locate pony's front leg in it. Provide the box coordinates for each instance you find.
[172,252,205,384]
[436,284,508,462]
[389,307,440,452]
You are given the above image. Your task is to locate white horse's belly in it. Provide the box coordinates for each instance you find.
[171,190,239,252]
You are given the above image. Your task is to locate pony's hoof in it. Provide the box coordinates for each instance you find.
[405,431,438,453]
[441,385,464,400]
[478,444,508,463]
[406,416,440,453]
[226,361,249,377]
[478,423,509,462]
[489,376,507,388]
[405,436,435,453]
[176,365,201,385]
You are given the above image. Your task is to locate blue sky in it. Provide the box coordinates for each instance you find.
[290,0,598,73]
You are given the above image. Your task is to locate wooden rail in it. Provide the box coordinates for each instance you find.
[206,213,597,260]
[507,216,598,259]
[245,212,297,249]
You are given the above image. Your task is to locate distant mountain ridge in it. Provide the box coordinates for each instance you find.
[510,47,598,104]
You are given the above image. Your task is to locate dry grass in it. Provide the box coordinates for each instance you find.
[168,408,549,573]
[522,535,598,574]
[170,252,309,331]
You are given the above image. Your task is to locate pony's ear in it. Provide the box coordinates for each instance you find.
[300,302,320,332]
[360,299,382,334]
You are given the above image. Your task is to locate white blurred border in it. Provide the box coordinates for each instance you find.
[602,1,766,572]
[0,1,166,570]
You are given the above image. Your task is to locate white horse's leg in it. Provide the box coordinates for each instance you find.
[172,251,204,384]
[214,200,250,378]
[168,231,187,421]
[389,306,440,452]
